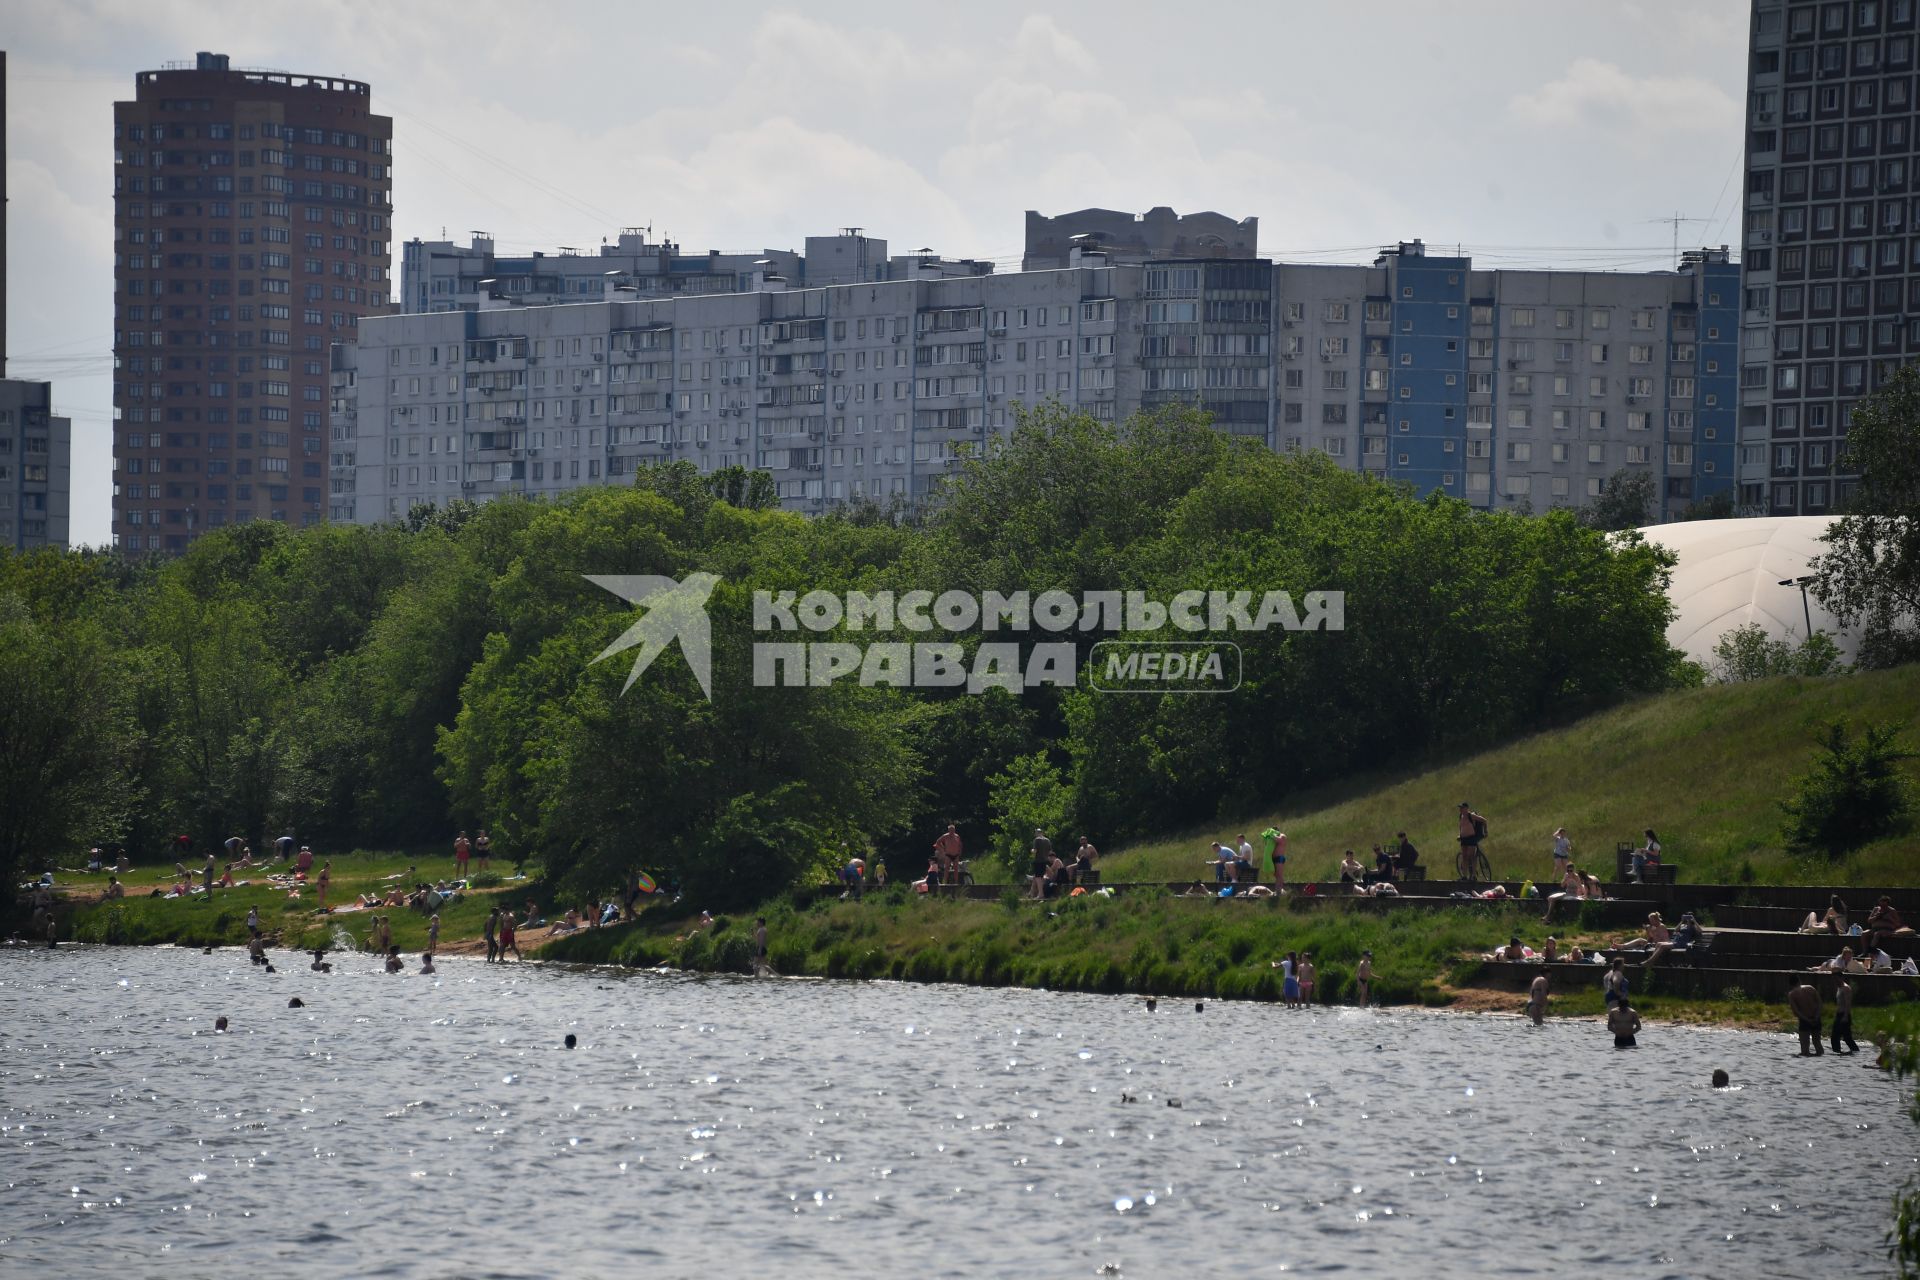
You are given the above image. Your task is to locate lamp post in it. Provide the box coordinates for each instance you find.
[1777,574,1816,639]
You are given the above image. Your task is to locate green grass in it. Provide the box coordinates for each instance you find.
[1099,666,1920,888]
[44,848,541,954]
[548,891,1597,1007]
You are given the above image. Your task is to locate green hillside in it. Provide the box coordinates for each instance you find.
[1099,666,1920,888]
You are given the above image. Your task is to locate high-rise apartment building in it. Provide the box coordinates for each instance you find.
[332,242,1736,524]
[112,52,392,552]
[1741,0,1920,515]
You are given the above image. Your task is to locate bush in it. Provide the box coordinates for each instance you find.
[468,872,503,889]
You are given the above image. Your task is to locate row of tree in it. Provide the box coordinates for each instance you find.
[2,406,1700,903]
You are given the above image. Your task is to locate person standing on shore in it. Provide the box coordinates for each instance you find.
[1603,957,1629,1010]
[1280,952,1299,1008]
[754,917,769,975]
[1831,976,1857,1054]
[202,853,217,900]
[1298,952,1316,1005]
[427,913,440,957]
[474,829,492,872]
[1527,972,1549,1026]
[934,824,963,886]
[500,912,520,962]
[1355,950,1373,1006]
[484,906,501,964]
[1456,803,1488,881]
[316,861,332,912]
[1550,828,1572,882]
[246,904,260,939]
[1788,980,1824,1056]
[1607,997,1641,1048]
[454,832,471,880]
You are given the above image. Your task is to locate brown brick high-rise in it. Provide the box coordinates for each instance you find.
[113,52,391,551]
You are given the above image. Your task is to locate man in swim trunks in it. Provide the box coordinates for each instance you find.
[933,824,963,886]
[1456,802,1488,880]
[454,832,471,878]
[1607,997,1641,1047]
[484,906,500,964]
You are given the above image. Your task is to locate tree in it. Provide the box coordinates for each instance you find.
[0,601,136,886]
[1780,718,1915,858]
[1578,468,1656,531]
[1812,361,1920,666]
[1677,490,1736,521]
[986,752,1072,882]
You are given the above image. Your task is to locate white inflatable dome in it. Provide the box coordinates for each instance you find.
[1633,516,1860,667]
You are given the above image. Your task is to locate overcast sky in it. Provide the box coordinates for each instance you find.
[5,0,1751,547]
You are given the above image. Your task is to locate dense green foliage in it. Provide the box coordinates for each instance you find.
[1815,362,1920,668]
[1578,467,1656,531]
[1876,1003,1920,1275]
[1711,622,1849,682]
[1781,719,1916,859]
[1,407,1695,904]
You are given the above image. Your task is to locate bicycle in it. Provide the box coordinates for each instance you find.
[1456,845,1493,883]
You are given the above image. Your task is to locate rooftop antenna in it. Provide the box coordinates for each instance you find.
[1646,212,1710,267]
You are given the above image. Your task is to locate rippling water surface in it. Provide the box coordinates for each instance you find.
[0,946,1912,1278]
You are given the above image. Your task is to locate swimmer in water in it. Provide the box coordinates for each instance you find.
[288,997,304,1008]
[1711,1069,1729,1088]
[309,947,331,973]
[384,946,404,974]
[1607,996,1641,1048]
[214,1016,228,1032]
[564,1034,577,1049]
[420,952,436,975]
[1527,972,1549,1026]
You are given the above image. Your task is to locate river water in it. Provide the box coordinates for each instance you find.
[0,947,1911,1279]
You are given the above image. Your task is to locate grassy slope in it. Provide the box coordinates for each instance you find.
[1099,667,1920,888]
[44,850,539,954]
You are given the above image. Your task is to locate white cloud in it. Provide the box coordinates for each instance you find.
[1508,58,1741,135]
[1009,15,1098,78]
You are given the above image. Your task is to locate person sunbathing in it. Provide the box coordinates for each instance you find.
[1618,912,1674,966]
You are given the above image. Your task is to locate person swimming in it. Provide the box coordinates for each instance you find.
[564,1033,578,1049]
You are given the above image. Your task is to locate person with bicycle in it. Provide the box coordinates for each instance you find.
[933,823,963,886]
[1456,802,1490,881]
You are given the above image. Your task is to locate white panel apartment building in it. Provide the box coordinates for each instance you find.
[333,244,1737,524]
[338,263,1131,521]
